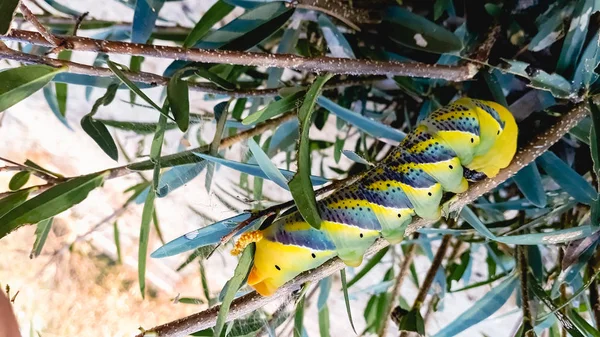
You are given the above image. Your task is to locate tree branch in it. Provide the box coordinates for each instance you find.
[0,46,385,98]
[18,3,63,47]
[2,30,479,80]
[134,94,596,337]
[0,111,296,198]
[378,240,418,337]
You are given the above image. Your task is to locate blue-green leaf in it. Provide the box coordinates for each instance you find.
[513,163,547,208]
[556,0,594,74]
[317,97,405,142]
[248,139,289,190]
[132,0,165,43]
[150,213,255,258]
[318,14,355,58]
[42,85,72,130]
[537,152,596,205]
[183,0,235,48]
[194,153,328,185]
[383,6,463,54]
[573,31,600,91]
[502,60,572,98]
[432,274,518,337]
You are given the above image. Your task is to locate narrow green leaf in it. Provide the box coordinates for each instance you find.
[0,172,107,239]
[288,74,334,229]
[590,99,600,186]
[529,274,586,337]
[346,247,390,288]
[294,293,306,337]
[23,160,64,179]
[196,68,236,91]
[129,56,144,105]
[0,65,66,112]
[433,274,518,337]
[242,90,305,125]
[139,187,155,298]
[30,217,53,259]
[9,171,31,191]
[81,115,119,161]
[113,221,122,264]
[340,269,357,333]
[398,308,426,336]
[167,71,190,132]
[214,244,255,337]
[106,60,168,116]
[318,305,330,337]
[0,0,19,35]
[206,101,230,193]
[183,0,235,48]
[0,189,31,218]
[55,51,72,116]
[568,309,600,337]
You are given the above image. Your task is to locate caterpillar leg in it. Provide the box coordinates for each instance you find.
[321,221,380,267]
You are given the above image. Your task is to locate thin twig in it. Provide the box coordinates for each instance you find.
[0,46,384,98]
[0,111,297,198]
[133,95,595,337]
[378,240,418,337]
[18,3,63,47]
[412,235,452,310]
[398,235,451,337]
[0,156,62,183]
[2,30,479,80]
[71,12,90,36]
[518,246,534,335]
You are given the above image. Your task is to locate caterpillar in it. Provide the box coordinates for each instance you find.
[153,97,518,297]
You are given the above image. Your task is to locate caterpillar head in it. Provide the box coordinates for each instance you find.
[247,236,334,296]
[463,99,518,178]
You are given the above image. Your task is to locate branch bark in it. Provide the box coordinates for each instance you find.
[2,30,479,80]
[134,95,596,337]
[0,46,385,98]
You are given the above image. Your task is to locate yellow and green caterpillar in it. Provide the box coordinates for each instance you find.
[153,97,518,297]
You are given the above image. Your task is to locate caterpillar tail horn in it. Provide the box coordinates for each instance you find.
[230,230,263,256]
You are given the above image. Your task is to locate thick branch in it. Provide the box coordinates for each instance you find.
[135,94,595,337]
[2,30,479,80]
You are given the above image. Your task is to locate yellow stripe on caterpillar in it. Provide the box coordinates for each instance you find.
[231,230,263,256]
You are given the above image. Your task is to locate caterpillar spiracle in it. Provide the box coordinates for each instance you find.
[154,97,518,297]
